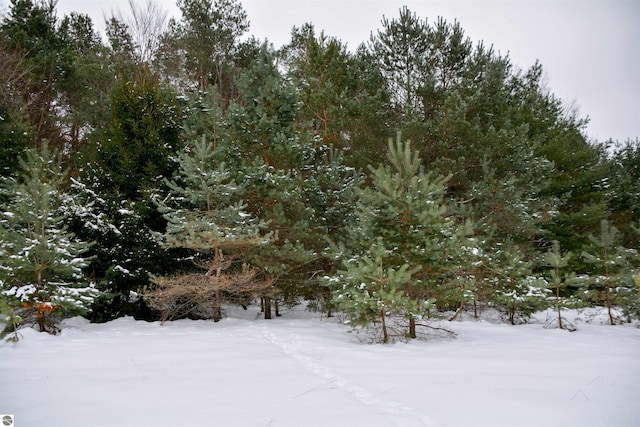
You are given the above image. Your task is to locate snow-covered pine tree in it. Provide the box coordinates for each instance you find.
[329,243,421,343]
[491,246,549,325]
[327,136,473,341]
[581,219,640,324]
[540,241,580,331]
[146,135,271,322]
[0,144,98,336]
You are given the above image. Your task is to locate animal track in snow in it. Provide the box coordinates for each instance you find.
[259,325,437,427]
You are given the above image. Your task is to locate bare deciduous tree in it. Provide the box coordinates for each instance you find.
[111,0,168,64]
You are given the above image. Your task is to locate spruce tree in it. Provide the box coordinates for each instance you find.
[0,144,98,336]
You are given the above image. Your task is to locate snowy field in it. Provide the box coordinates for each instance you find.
[1,307,638,427]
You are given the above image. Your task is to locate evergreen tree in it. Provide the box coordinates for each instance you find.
[282,24,392,169]
[606,139,640,241]
[148,135,271,322]
[582,219,640,324]
[65,171,175,322]
[0,41,33,178]
[57,12,112,151]
[162,0,249,94]
[66,67,182,320]
[369,6,430,118]
[94,68,182,208]
[0,0,68,150]
[228,45,323,316]
[0,144,98,336]
[540,241,580,331]
[328,244,421,343]
[327,137,473,341]
[490,246,549,325]
[105,15,137,74]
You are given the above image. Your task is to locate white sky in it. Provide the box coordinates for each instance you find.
[2,0,638,143]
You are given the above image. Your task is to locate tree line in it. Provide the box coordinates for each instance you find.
[0,0,638,342]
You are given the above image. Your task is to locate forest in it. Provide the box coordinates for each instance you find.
[0,0,638,343]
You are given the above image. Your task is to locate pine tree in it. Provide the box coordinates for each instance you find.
[147,135,271,322]
[328,243,421,343]
[491,246,549,325]
[228,46,332,317]
[582,219,640,324]
[327,136,472,341]
[369,6,430,118]
[0,0,67,148]
[0,144,98,336]
[165,0,249,94]
[540,241,579,331]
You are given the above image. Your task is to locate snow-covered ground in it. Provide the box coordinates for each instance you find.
[1,307,638,427]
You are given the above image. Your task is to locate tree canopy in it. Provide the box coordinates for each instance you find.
[0,2,637,339]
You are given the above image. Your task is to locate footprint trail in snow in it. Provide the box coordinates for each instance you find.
[259,324,438,427]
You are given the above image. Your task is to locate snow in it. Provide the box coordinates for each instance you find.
[1,307,638,427]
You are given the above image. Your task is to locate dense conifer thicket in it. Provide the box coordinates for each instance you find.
[1,0,638,341]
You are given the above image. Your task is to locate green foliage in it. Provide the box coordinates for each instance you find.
[57,12,112,149]
[0,102,31,178]
[64,171,177,321]
[581,220,640,323]
[96,70,182,205]
[282,24,391,167]
[150,134,271,321]
[369,6,431,118]
[226,47,336,310]
[0,144,98,335]
[328,244,422,343]
[540,241,583,330]
[606,139,640,234]
[327,137,472,341]
[163,0,249,93]
[0,297,22,341]
[0,0,64,146]
[1,1,637,331]
[158,135,268,252]
[490,247,549,324]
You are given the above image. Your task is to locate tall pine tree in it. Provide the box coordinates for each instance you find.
[0,144,98,336]
[148,135,271,321]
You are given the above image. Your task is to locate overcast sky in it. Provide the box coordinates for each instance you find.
[3,0,638,143]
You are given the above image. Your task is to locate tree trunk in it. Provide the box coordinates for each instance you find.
[381,307,388,344]
[212,248,222,322]
[556,286,563,330]
[406,277,416,339]
[606,280,614,325]
[213,288,222,322]
[264,296,272,319]
[604,248,615,325]
[37,314,45,332]
[408,316,416,339]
